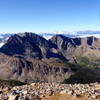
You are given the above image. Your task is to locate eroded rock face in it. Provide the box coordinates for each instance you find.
[0,53,72,83]
[50,35,100,59]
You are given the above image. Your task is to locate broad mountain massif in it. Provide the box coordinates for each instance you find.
[0,32,99,83]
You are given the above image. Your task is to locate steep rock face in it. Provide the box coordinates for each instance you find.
[50,35,100,60]
[50,35,75,50]
[0,53,72,83]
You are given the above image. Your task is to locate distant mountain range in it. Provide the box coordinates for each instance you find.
[0,31,100,48]
[39,31,100,39]
[0,32,99,83]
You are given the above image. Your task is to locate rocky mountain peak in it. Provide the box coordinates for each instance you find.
[0,33,67,60]
[50,35,76,50]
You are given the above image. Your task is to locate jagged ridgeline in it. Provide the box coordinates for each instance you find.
[0,32,99,84]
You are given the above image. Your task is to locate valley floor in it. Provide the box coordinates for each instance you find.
[0,82,100,100]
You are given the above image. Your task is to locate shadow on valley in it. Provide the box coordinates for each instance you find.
[63,58,100,84]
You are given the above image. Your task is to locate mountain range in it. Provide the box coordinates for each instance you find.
[0,32,99,83]
[0,31,100,48]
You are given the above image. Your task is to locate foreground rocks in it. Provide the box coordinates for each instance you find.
[0,82,99,100]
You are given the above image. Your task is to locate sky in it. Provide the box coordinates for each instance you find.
[0,0,100,33]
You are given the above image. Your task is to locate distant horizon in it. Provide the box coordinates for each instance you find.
[1,30,100,42]
[0,30,100,34]
[1,30,100,34]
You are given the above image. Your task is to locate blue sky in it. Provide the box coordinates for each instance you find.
[0,0,100,33]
